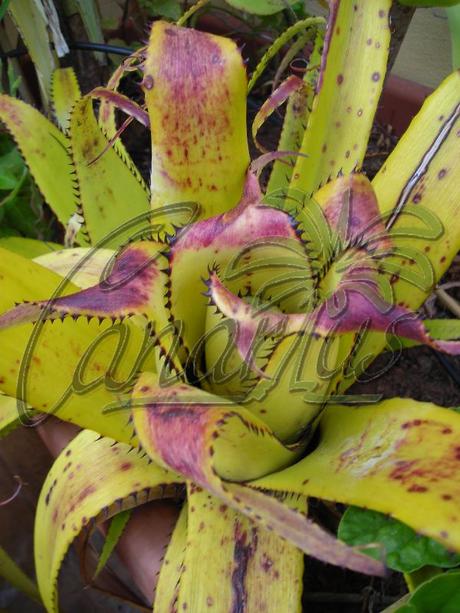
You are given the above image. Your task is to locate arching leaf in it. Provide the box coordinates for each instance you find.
[252,399,460,556]
[35,429,181,612]
[0,96,78,233]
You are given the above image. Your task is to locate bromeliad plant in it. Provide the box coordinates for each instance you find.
[1,1,460,610]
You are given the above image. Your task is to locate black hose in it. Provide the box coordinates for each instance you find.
[1,41,135,60]
[432,349,460,388]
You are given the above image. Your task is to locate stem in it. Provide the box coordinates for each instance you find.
[436,288,460,318]
[176,0,210,27]
[0,167,27,208]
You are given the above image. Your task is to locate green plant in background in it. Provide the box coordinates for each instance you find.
[399,0,459,6]
[0,134,57,243]
[0,1,460,611]
[447,3,460,68]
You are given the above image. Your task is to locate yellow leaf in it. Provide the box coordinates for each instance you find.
[290,0,391,195]
[51,68,81,133]
[35,430,180,612]
[69,97,149,247]
[374,71,460,309]
[0,248,155,442]
[0,96,78,233]
[176,484,304,613]
[252,398,460,555]
[143,21,250,218]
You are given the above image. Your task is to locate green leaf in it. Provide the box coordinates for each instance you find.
[0,546,40,603]
[339,507,460,573]
[141,0,182,20]
[398,1,459,6]
[224,0,298,15]
[70,97,149,246]
[0,144,24,190]
[447,5,460,69]
[7,0,58,105]
[389,319,460,350]
[0,236,61,258]
[94,509,132,578]
[0,0,11,22]
[387,571,460,613]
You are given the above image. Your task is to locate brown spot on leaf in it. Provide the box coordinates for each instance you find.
[438,168,448,180]
[407,484,428,493]
[78,484,97,503]
[261,553,273,573]
[337,74,344,85]
[401,419,424,429]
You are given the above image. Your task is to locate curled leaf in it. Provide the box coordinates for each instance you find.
[132,373,385,576]
[253,399,460,556]
[35,429,181,612]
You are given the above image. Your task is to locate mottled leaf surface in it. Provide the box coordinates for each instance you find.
[143,22,249,218]
[253,399,460,555]
[0,248,155,442]
[176,484,304,612]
